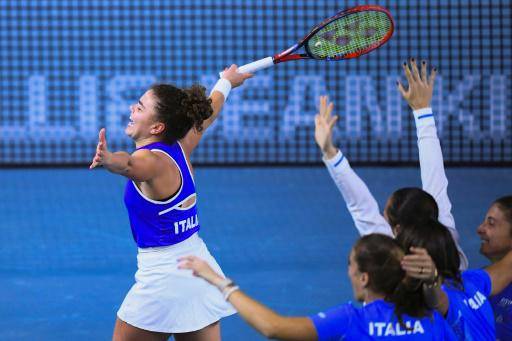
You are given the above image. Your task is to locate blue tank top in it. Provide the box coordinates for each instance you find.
[124,141,200,248]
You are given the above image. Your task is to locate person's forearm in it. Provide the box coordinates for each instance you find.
[228,291,316,340]
[103,151,133,176]
[422,284,448,315]
[203,78,232,131]
[203,91,225,130]
[208,274,283,338]
[323,151,393,237]
[322,144,338,160]
[228,290,284,338]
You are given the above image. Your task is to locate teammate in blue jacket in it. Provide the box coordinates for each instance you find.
[398,218,512,340]
[180,234,457,340]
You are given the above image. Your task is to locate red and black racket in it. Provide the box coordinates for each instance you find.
[226,5,394,75]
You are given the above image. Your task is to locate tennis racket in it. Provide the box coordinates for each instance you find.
[222,5,394,76]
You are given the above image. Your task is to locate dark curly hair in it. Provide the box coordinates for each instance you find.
[150,84,213,144]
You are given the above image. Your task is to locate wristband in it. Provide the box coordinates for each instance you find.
[217,278,234,292]
[223,285,240,300]
[210,78,232,100]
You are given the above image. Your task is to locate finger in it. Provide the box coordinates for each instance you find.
[177,261,191,269]
[326,102,334,118]
[401,257,432,266]
[428,67,437,87]
[99,128,106,144]
[402,61,413,84]
[401,261,432,270]
[178,255,196,262]
[397,80,408,98]
[410,58,420,82]
[421,60,427,83]
[409,247,428,255]
[402,265,429,276]
[402,267,424,278]
[319,96,326,117]
[328,115,338,130]
[401,263,433,274]
[315,114,324,126]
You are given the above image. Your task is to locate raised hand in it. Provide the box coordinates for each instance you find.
[314,95,338,159]
[89,128,111,169]
[397,59,437,111]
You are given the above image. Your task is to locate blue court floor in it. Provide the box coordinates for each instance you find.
[0,166,510,340]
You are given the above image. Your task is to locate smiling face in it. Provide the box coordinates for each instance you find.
[125,90,164,143]
[477,204,512,262]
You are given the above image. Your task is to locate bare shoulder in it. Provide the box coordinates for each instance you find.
[131,148,178,178]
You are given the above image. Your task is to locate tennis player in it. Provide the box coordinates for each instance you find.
[314,59,468,269]
[180,234,457,340]
[90,65,252,341]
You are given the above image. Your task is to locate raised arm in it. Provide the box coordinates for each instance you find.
[180,65,252,154]
[315,96,392,237]
[89,128,169,182]
[398,60,468,269]
[179,256,317,341]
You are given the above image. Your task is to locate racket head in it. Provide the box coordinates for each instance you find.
[302,5,394,60]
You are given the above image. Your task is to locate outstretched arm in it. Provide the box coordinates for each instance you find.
[180,65,252,154]
[315,96,393,237]
[398,59,468,269]
[89,128,167,182]
[179,256,317,341]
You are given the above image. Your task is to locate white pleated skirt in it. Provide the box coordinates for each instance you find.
[117,233,236,333]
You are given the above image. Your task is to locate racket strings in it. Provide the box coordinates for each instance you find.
[308,11,392,59]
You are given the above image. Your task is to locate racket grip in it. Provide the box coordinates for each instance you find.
[219,57,274,77]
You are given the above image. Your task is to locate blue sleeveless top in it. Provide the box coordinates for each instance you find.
[123,141,200,248]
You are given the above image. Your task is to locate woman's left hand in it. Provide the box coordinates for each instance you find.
[401,247,438,283]
[178,255,225,287]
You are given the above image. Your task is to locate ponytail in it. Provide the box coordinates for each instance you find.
[354,234,430,327]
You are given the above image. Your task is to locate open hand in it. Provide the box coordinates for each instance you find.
[314,96,338,159]
[397,59,437,111]
[89,128,111,169]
